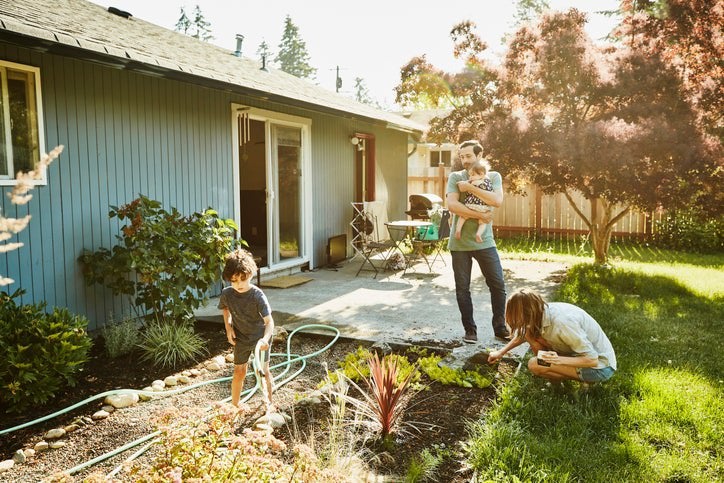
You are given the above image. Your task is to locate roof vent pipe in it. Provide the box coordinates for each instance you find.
[260,54,268,72]
[234,34,244,57]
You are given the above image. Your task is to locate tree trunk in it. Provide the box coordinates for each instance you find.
[563,192,631,265]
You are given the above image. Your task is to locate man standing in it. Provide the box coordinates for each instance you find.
[446,140,510,343]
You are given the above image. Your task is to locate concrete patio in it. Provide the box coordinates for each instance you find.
[196,253,568,362]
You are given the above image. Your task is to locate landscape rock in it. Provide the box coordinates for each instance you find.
[177,375,191,384]
[22,449,35,459]
[64,423,80,433]
[206,362,222,371]
[189,369,201,377]
[254,412,286,429]
[48,441,66,449]
[272,326,289,344]
[92,410,110,420]
[225,353,235,363]
[44,428,66,440]
[101,405,116,413]
[163,376,178,387]
[105,392,140,409]
[151,380,165,389]
[139,388,153,401]
[33,442,49,452]
[370,341,393,356]
[212,355,226,366]
[12,449,26,464]
[0,460,14,473]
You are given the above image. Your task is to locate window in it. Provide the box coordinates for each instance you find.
[429,149,451,167]
[0,60,44,185]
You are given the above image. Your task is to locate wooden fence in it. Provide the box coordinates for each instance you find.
[408,167,662,240]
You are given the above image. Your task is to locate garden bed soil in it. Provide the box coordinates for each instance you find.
[0,320,516,482]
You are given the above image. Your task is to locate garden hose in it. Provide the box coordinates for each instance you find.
[0,324,340,477]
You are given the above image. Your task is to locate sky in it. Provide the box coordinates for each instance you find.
[89,0,621,108]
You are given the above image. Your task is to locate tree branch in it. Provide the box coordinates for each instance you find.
[563,190,592,230]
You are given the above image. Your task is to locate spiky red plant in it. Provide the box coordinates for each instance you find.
[361,352,417,438]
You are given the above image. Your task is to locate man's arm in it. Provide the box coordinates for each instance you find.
[446,191,494,222]
[456,179,503,207]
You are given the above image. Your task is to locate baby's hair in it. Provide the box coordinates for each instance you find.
[222,248,257,282]
[468,160,490,176]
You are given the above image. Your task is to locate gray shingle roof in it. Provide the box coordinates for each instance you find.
[0,0,424,133]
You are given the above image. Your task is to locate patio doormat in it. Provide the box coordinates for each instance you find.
[261,275,313,289]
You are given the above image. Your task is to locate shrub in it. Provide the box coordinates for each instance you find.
[0,290,91,413]
[652,207,723,253]
[137,321,207,368]
[79,195,240,324]
[100,315,140,358]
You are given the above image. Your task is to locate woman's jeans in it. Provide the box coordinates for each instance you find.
[451,247,507,336]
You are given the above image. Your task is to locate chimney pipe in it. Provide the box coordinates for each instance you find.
[260,54,268,72]
[234,34,244,57]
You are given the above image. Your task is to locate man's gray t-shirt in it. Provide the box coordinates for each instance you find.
[447,169,502,251]
[217,285,271,344]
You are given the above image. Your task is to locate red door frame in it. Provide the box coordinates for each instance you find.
[353,133,375,202]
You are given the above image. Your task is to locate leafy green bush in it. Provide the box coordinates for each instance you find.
[101,315,140,358]
[137,321,207,368]
[0,290,91,413]
[652,207,723,253]
[79,195,240,324]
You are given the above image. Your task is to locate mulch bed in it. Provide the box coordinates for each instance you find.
[1,319,517,481]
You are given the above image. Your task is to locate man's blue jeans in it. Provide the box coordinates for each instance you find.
[451,247,507,336]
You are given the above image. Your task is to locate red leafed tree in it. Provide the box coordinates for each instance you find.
[396,9,720,264]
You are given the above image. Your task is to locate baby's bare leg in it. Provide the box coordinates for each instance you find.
[475,220,487,243]
[455,215,467,239]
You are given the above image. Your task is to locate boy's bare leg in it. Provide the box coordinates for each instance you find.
[455,216,466,239]
[231,363,248,407]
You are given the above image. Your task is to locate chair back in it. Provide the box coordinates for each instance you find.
[438,209,451,239]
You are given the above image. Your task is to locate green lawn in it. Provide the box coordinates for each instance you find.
[467,240,724,482]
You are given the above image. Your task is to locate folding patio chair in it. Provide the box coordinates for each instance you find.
[428,209,451,267]
[354,212,395,278]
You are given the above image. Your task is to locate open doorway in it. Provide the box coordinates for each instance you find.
[234,105,311,271]
[239,118,268,267]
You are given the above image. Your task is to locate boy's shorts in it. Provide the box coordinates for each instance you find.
[233,341,256,365]
[576,366,615,383]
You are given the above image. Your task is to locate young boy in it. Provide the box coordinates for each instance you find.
[218,249,274,410]
[454,160,493,243]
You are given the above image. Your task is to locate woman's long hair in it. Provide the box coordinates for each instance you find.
[505,289,547,339]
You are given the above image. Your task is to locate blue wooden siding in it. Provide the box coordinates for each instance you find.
[0,43,410,329]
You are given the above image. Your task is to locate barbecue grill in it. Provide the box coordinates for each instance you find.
[406,193,443,220]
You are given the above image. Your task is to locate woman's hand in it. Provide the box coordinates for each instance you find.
[538,350,559,365]
[488,349,504,363]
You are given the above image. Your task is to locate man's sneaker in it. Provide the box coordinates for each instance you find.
[463,333,478,344]
[494,329,512,341]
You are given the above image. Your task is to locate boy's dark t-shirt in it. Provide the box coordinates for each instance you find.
[217,285,271,345]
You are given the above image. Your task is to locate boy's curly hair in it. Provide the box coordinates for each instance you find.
[222,249,257,282]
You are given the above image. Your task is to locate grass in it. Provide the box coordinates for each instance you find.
[465,239,723,482]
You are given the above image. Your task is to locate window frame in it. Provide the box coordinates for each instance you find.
[429,147,452,168]
[0,59,46,187]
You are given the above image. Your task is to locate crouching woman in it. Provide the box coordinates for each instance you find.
[488,289,616,383]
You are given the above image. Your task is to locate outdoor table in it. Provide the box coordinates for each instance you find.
[384,220,434,273]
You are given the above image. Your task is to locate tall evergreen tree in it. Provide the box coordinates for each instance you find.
[175,5,213,42]
[275,15,316,79]
[256,40,274,65]
[174,6,191,35]
[353,77,378,107]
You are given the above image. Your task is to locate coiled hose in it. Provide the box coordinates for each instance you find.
[0,324,340,477]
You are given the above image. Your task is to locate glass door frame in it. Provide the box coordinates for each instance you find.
[231,103,313,271]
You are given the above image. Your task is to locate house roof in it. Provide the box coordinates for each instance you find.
[0,0,425,134]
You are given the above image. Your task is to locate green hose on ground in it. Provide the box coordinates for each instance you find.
[0,325,340,478]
